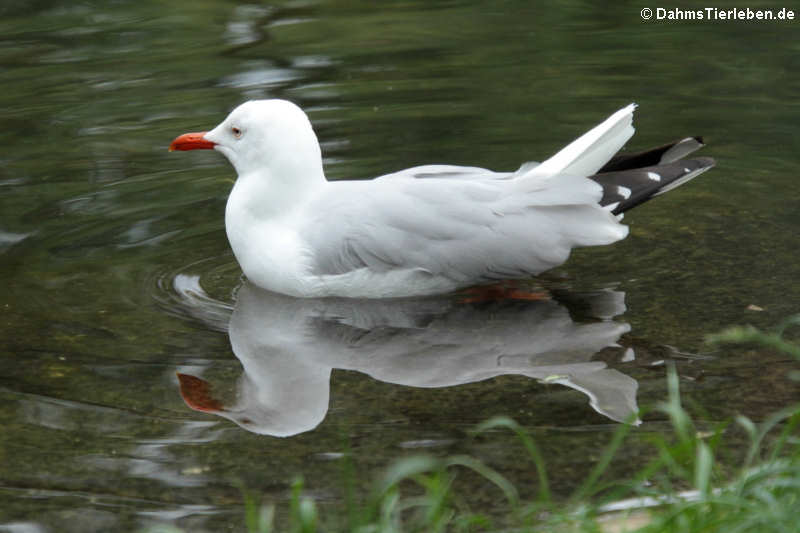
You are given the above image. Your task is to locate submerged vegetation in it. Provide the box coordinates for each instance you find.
[148,318,800,533]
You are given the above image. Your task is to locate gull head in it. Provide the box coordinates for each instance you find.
[170,99,323,181]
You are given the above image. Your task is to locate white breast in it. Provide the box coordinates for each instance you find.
[225,180,317,297]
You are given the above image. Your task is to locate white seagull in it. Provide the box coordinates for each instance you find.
[170,100,714,298]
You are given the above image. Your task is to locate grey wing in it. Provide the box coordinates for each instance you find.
[375,163,540,181]
[300,171,626,284]
[374,164,513,181]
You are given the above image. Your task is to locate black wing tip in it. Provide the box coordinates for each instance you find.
[598,136,709,174]
[596,155,716,215]
[690,155,715,168]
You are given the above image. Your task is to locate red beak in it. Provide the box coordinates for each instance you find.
[169,131,215,151]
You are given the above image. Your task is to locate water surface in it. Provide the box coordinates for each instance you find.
[1,1,799,530]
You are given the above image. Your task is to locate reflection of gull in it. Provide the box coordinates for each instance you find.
[174,278,640,437]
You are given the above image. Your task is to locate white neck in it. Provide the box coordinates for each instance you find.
[229,165,324,221]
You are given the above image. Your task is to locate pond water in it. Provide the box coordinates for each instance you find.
[1,1,799,531]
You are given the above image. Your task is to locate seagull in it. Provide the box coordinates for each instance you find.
[170,100,714,298]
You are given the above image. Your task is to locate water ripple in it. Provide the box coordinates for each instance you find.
[151,257,237,333]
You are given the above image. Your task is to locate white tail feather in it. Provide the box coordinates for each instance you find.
[530,104,637,179]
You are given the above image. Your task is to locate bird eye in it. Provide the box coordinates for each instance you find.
[232,127,242,138]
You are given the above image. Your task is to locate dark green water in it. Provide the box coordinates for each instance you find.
[1,1,799,530]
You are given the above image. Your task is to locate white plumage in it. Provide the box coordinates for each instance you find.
[170,100,714,298]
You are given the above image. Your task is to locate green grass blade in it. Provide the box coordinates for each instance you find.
[444,455,519,511]
[571,418,636,502]
[472,416,550,503]
[695,440,713,497]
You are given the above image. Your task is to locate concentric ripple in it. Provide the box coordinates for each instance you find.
[150,255,239,333]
